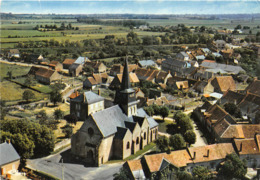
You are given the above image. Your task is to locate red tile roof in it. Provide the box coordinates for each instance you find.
[63,58,76,65]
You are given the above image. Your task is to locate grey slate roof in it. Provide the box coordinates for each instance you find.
[0,142,20,166]
[75,56,88,65]
[179,52,189,58]
[200,61,245,74]
[92,105,128,137]
[71,91,104,104]
[115,127,129,140]
[136,108,158,129]
[163,58,188,68]
[138,60,156,67]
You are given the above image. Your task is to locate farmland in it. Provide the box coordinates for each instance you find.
[0,63,31,80]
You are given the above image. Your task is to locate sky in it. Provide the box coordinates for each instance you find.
[1,0,260,15]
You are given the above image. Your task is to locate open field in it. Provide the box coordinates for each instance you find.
[0,63,31,79]
[0,81,46,102]
[147,18,260,29]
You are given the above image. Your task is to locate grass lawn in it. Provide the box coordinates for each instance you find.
[124,142,156,161]
[156,119,175,134]
[0,81,46,102]
[31,84,53,94]
[0,63,30,80]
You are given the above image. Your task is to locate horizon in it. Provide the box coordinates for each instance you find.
[2,1,260,15]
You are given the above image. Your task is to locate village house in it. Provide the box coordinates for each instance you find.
[83,72,112,90]
[176,52,189,61]
[214,40,226,50]
[109,73,139,90]
[138,60,157,68]
[85,61,107,73]
[49,60,63,71]
[110,64,138,76]
[30,67,61,84]
[135,68,172,84]
[7,49,20,59]
[233,134,260,169]
[0,141,20,178]
[83,77,98,90]
[62,58,76,69]
[200,60,245,75]
[209,76,236,94]
[70,91,105,121]
[162,58,192,77]
[74,56,88,65]
[124,143,235,180]
[69,63,83,77]
[71,59,158,166]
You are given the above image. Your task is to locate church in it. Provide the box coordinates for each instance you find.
[71,59,159,166]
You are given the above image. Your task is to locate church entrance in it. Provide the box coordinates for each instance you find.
[86,149,94,166]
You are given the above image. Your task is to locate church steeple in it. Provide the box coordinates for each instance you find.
[121,58,131,90]
[114,58,138,117]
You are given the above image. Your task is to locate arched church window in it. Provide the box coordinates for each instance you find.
[127,142,130,149]
[136,137,139,144]
[88,127,94,136]
[144,132,146,140]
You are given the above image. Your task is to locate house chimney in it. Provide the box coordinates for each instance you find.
[7,139,10,144]
[240,142,243,152]
[207,149,210,157]
[193,152,196,160]
[98,88,101,96]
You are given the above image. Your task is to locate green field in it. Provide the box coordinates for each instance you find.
[0,81,46,102]
[0,63,31,80]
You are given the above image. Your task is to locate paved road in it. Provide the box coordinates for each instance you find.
[27,147,123,180]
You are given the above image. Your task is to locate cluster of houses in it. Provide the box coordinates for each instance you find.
[123,80,260,180]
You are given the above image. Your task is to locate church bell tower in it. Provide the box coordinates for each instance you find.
[114,58,138,117]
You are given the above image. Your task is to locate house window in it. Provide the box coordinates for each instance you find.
[127,142,130,149]
[88,127,94,136]
[77,112,80,118]
[144,132,146,140]
[136,137,139,144]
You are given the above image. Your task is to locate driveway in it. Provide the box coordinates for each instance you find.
[27,147,123,180]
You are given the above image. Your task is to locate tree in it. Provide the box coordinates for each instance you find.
[160,106,169,120]
[192,166,211,180]
[155,136,170,152]
[113,167,130,180]
[65,113,78,125]
[224,103,242,118]
[169,134,185,150]
[54,108,64,121]
[176,171,192,180]
[143,106,154,116]
[22,90,35,102]
[184,130,196,145]
[50,89,62,106]
[24,75,36,87]
[178,117,193,134]
[62,125,73,138]
[1,119,55,157]
[218,153,247,179]
[37,110,48,125]
[0,131,35,159]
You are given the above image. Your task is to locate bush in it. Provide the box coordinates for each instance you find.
[62,125,73,138]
